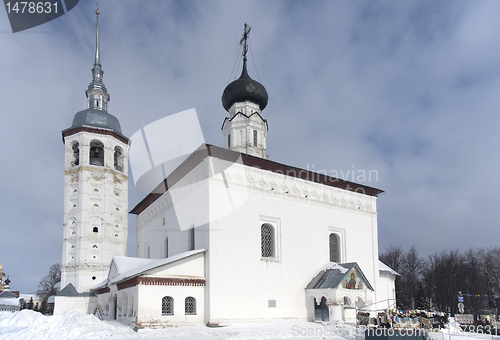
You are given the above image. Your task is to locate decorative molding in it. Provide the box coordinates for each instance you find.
[95,287,110,295]
[137,157,378,225]
[116,276,206,291]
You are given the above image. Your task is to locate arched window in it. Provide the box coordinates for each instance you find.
[185,296,196,315]
[162,296,173,315]
[147,245,151,259]
[93,227,98,233]
[189,227,195,251]
[71,142,80,166]
[114,146,124,172]
[164,237,168,258]
[329,233,340,263]
[89,140,104,166]
[261,223,275,258]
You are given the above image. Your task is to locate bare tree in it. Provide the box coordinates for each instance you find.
[481,247,500,295]
[36,263,61,302]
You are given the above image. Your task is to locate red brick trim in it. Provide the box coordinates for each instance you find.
[95,287,110,294]
[117,276,206,291]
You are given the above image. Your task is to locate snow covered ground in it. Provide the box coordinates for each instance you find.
[1,310,499,340]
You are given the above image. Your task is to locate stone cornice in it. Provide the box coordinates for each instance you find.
[137,157,377,227]
[64,166,128,181]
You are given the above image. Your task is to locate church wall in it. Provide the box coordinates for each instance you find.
[54,296,91,314]
[136,158,211,260]
[135,156,384,324]
[375,272,397,311]
[205,162,380,323]
[136,284,204,326]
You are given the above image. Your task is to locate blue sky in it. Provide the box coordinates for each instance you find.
[1,1,499,293]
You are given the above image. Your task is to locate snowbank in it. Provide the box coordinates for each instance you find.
[0,310,494,340]
[0,310,135,340]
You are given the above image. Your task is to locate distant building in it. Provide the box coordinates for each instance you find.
[0,276,23,312]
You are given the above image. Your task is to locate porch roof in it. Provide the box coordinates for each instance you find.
[306,262,374,291]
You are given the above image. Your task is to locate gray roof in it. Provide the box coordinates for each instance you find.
[70,108,122,134]
[306,262,374,291]
[56,283,93,297]
[0,290,17,298]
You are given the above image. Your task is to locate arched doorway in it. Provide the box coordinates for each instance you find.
[314,297,329,322]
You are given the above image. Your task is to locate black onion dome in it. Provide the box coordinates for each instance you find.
[222,60,268,112]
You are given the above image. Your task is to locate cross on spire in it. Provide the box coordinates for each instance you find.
[240,23,251,62]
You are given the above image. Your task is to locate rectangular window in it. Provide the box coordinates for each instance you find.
[253,130,258,146]
[268,300,276,308]
[228,134,231,148]
[189,227,195,251]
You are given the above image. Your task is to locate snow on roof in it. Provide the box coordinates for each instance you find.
[19,294,40,300]
[105,249,206,286]
[0,297,21,306]
[318,262,348,274]
[379,260,400,276]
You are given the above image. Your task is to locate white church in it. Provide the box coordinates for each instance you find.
[54,12,398,328]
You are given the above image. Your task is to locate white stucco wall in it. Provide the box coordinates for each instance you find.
[135,155,387,325]
[54,296,91,314]
[61,131,129,294]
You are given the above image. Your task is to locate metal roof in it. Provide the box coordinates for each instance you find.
[0,291,18,299]
[306,262,374,291]
[69,108,122,134]
[56,283,93,297]
[222,59,268,111]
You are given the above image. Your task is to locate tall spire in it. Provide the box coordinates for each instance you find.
[94,2,100,65]
[86,2,110,111]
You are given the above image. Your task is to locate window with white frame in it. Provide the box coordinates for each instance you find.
[185,296,196,315]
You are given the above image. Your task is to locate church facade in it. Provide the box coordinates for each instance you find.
[55,13,397,327]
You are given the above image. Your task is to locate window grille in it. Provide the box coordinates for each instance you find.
[162,296,173,315]
[261,223,275,258]
[185,296,196,315]
[329,233,340,263]
[253,130,258,146]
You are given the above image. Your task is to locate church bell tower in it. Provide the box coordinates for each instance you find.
[60,7,129,294]
[222,24,269,159]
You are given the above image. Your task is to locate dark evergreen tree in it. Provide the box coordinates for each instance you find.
[27,297,34,310]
